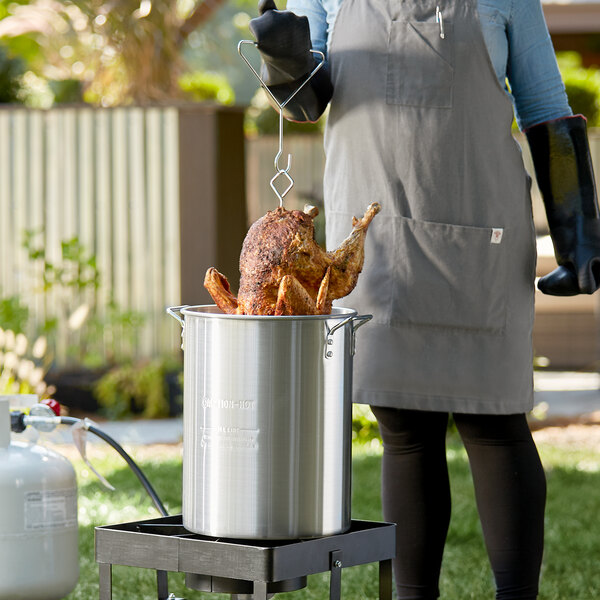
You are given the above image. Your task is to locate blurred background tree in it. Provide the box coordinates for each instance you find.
[0,0,254,106]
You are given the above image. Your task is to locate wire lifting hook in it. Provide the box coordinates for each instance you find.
[270,109,294,207]
[238,40,326,208]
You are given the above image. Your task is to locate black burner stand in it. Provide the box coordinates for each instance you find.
[95,515,396,600]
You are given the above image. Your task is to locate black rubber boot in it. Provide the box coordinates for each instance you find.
[526,115,600,295]
[249,0,333,122]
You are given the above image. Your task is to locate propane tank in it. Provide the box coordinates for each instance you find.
[0,398,79,600]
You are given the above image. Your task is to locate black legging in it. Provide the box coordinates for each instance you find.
[370,407,546,600]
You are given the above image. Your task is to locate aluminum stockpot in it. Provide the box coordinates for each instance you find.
[167,304,371,540]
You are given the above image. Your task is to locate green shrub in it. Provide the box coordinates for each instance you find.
[0,44,24,103]
[0,293,29,334]
[558,52,600,126]
[49,79,83,104]
[179,71,235,105]
[94,357,181,420]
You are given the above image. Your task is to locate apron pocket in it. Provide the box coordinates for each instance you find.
[387,21,454,108]
[393,216,508,333]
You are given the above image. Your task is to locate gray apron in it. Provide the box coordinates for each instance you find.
[324,0,536,414]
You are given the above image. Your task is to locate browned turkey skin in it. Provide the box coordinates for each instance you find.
[204,202,381,315]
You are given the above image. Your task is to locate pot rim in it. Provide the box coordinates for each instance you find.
[180,304,358,321]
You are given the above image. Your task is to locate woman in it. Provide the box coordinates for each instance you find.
[249,1,600,598]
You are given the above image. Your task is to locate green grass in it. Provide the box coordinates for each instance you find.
[60,435,600,600]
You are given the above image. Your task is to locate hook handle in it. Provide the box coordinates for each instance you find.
[238,41,326,208]
[237,41,326,111]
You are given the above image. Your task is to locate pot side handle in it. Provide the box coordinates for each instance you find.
[166,305,189,349]
[166,305,188,326]
[350,314,372,355]
[325,314,373,358]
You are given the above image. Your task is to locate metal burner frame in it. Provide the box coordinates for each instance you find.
[95,515,395,600]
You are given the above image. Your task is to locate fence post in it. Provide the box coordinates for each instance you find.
[178,105,247,305]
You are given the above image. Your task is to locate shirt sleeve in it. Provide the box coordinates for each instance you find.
[286,0,329,58]
[506,0,572,130]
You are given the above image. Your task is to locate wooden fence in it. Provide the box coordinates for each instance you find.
[0,105,246,365]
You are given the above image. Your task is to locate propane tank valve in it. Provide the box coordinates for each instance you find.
[24,403,63,432]
[10,403,62,433]
[10,410,26,433]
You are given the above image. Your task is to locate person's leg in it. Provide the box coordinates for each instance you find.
[454,413,546,600]
[370,407,451,600]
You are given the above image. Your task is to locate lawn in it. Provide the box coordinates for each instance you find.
[55,427,600,600]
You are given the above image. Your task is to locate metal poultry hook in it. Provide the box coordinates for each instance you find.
[238,40,326,207]
[271,109,294,206]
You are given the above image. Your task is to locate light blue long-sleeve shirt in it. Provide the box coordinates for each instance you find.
[286,0,572,129]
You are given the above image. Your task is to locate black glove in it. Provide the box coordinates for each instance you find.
[249,0,314,85]
[249,0,332,122]
[526,115,600,295]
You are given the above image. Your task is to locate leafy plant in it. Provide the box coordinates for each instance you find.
[0,293,29,334]
[23,228,100,295]
[21,228,145,368]
[94,356,182,420]
[0,44,25,103]
[22,229,99,363]
[49,78,83,104]
[558,52,600,126]
[179,70,235,104]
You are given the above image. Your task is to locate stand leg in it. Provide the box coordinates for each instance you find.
[99,563,112,600]
[252,581,269,599]
[157,570,169,599]
[379,559,393,600]
[329,550,343,600]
